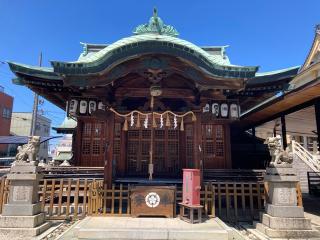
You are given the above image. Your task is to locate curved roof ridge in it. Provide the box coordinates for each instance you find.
[73,34,239,67]
[255,66,300,77]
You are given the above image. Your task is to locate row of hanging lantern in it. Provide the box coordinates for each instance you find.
[67,99,105,116]
[202,102,240,119]
[107,108,197,132]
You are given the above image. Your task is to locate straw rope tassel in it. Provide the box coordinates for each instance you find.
[123,118,128,131]
[165,113,171,127]
[180,117,184,131]
[136,114,141,128]
[152,113,157,128]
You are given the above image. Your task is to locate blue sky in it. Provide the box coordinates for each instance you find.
[0,0,319,146]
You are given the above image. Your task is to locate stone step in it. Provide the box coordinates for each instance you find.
[256,222,320,239]
[0,221,51,240]
[74,217,230,240]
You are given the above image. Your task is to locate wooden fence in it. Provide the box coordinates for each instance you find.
[0,177,302,223]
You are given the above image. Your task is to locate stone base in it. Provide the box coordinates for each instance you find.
[0,213,45,228]
[256,222,320,239]
[2,203,41,216]
[266,204,304,218]
[262,214,312,230]
[0,221,51,240]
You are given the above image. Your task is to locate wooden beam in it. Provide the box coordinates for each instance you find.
[281,115,287,150]
[114,87,196,100]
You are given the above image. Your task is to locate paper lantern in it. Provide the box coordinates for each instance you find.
[202,103,210,113]
[212,103,219,117]
[69,99,78,114]
[221,103,229,118]
[88,101,96,114]
[230,104,239,118]
[79,100,87,114]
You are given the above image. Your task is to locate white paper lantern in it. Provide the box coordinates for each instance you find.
[98,102,105,110]
[69,99,78,114]
[79,100,87,114]
[88,101,96,114]
[202,103,210,113]
[230,104,239,118]
[220,103,228,117]
[212,103,219,117]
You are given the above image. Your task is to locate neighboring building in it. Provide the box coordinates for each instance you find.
[53,134,73,165]
[10,112,51,160]
[0,86,13,156]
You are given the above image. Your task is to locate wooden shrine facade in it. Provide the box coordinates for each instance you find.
[73,111,232,178]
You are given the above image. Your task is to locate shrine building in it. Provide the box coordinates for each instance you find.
[8,9,319,187]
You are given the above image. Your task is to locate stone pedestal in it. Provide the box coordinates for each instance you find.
[0,162,50,239]
[256,166,320,239]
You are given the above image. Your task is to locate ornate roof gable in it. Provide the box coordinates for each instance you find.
[133,8,179,37]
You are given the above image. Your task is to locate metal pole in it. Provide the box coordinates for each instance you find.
[30,52,42,136]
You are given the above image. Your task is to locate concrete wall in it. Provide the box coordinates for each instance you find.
[10,112,51,160]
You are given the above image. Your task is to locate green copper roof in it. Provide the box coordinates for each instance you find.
[52,117,77,133]
[133,8,179,37]
[51,33,258,78]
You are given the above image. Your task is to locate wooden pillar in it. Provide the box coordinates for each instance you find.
[314,100,320,151]
[193,112,202,169]
[104,113,114,188]
[74,119,83,166]
[281,115,287,150]
[225,124,232,168]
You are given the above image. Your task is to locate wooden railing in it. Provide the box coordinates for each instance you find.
[292,140,320,171]
[89,181,265,222]
[0,177,302,223]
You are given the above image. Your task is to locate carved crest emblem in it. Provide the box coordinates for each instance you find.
[145,192,160,208]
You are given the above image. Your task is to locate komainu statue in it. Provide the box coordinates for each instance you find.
[265,135,293,167]
[15,136,41,164]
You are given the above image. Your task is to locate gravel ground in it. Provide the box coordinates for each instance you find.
[38,219,78,240]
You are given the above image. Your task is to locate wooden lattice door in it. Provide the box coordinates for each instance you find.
[127,129,151,176]
[80,120,107,167]
[201,124,226,169]
[126,128,179,177]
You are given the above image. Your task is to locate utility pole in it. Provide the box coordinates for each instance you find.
[30,52,42,136]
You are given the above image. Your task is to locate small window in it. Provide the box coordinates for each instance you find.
[2,108,11,119]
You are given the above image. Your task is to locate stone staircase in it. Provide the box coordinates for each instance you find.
[292,140,320,193]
